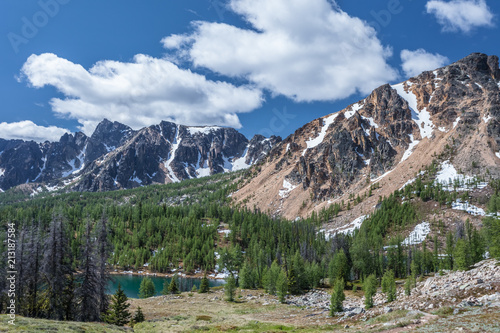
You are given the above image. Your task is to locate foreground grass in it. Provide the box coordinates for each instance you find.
[0,315,129,332]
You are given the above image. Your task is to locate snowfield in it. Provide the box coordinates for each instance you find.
[435,161,487,191]
[393,82,434,139]
[303,113,339,155]
[320,215,368,240]
[402,222,431,246]
[452,199,486,216]
[401,134,420,162]
[279,179,298,198]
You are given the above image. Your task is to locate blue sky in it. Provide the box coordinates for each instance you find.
[0,0,499,142]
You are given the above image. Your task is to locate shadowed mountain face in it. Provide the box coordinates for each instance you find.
[0,119,281,192]
[234,53,500,218]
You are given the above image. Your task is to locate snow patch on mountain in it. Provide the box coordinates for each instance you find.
[187,126,221,136]
[279,179,298,198]
[0,168,5,177]
[401,134,419,162]
[453,117,461,129]
[402,222,430,246]
[62,147,86,178]
[393,83,434,139]
[452,200,486,216]
[231,148,252,171]
[303,113,339,156]
[435,161,487,191]
[344,102,363,119]
[483,115,493,123]
[321,215,368,240]
[165,126,181,183]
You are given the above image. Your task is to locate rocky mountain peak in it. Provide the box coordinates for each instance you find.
[234,52,500,219]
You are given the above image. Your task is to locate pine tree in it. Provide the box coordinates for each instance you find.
[263,261,280,295]
[454,239,471,271]
[239,261,254,289]
[139,277,156,298]
[363,274,377,310]
[96,212,112,315]
[103,284,131,326]
[404,277,412,296]
[224,274,236,302]
[77,219,101,322]
[277,268,288,304]
[381,270,396,302]
[167,275,179,294]
[199,274,210,293]
[132,306,145,325]
[43,214,74,320]
[330,278,345,315]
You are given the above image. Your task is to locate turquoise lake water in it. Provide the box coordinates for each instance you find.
[107,274,225,298]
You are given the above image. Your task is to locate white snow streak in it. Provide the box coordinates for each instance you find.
[279,179,298,198]
[401,134,420,162]
[187,126,221,135]
[451,200,486,216]
[303,113,339,155]
[402,222,431,246]
[165,126,181,182]
[392,83,434,139]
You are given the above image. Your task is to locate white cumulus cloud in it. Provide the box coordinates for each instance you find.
[426,0,494,33]
[163,0,398,102]
[0,120,69,142]
[400,49,449,77]
[21,53,263,135]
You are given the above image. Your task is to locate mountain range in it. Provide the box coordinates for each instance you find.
[0,119,280,193]
[1,53,499,222]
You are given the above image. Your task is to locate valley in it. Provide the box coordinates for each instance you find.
[1,53,500,332]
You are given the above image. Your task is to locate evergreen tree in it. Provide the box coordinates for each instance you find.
[404,277,412,296]
[329,249,349,286]
[363,274,377,310]
[167,275,179,294]
[445,231,454,270]
[131,306,145,325]
[277,268,288,304]
[263,261,280,295]
[199,274,210,293]
[330,278,345,315]
[224,274,236,302]
[381,270,396,302]
[103,284,131,326]
[76,219,101,322]
[454,239,471,271]
[43,214,74,320]
[239,261,255,289]
[484,216,500,258]
[96,213,112,315]
[139,277,156,298]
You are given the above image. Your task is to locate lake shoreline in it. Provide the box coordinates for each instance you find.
[109,270,226,280]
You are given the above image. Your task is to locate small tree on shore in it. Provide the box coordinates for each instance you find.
[103,284,131,326]
[224,275,236,302]
[138,277,156,299]
[199,274,210,293]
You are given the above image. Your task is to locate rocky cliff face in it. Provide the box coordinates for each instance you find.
[234,53,500,219]
[0,120,280,192]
